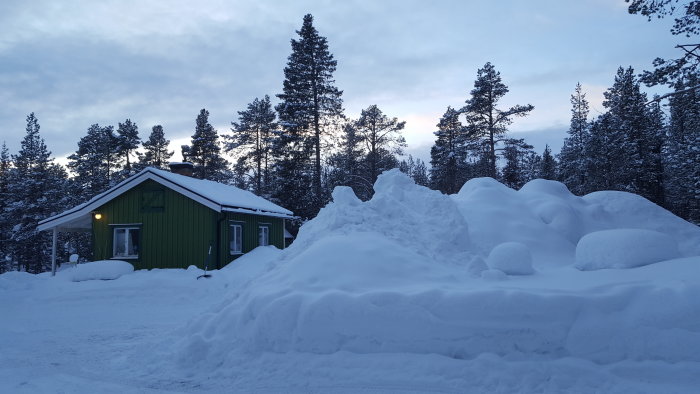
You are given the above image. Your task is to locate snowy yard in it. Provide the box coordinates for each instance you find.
[2,171,700,393]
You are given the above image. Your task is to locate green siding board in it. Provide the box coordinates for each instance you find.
[91,178,287,270]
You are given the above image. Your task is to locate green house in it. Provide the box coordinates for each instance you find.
[38,164,294,272]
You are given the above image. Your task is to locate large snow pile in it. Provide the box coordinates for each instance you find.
[144,169,700,383]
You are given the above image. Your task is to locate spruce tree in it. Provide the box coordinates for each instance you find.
[68,123,119,197]
[327,122,370,200]
[227,95,278,196]
[665,73,700,222]
[181,108,229,181]
[116,118,140,174]
[462,62,534,178]
[355,104,406,186]
[501,138,534,189]
[399,155,429,186]
[601,66,663,203]
[540,145,557,180]
[276,14,343,212]
[557,83,590,194]
[0,142,11,272]
[138,125,173,170]
[429,106,469,194]
[5,113,69,273]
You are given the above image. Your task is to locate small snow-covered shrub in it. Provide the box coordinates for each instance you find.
[486,242,534,275]
[575,229,679,271]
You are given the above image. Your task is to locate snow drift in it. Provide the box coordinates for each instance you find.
[59,260,134,282]
[157,170,700,376]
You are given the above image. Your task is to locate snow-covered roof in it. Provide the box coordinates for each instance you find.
[37,167,293,231]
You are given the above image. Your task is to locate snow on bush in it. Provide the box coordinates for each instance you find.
[151,170,700,376]
[575,229,680,270]
[63,260,134,282]
[487,242,534,275]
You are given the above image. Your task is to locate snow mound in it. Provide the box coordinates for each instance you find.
[290,169,472,276]
[487,242,534,275]
[575,229,680,270]
[62,260,134,282]
[153,171,700,377]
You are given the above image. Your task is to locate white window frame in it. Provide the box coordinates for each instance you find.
[112,226,140,259]
[230,222,243,255]
[258,225,270,247]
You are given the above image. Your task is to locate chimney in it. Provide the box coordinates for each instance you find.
[168,162,194,177]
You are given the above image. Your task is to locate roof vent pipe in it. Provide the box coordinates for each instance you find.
[168,162,194,177]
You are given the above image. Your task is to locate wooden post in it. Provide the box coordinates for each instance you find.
[51,227,57,277]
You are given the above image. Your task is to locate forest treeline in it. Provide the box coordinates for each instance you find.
[1,3,699,273]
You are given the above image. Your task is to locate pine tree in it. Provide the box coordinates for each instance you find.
[462,62,534,178]
[521,150,543,184]
[0,142,11,272]
[5,113,69,273]
[601,66,663,203]
[356,104,406,186]
[327,122,370,200]
[501,138,534,189]
[557,83,590,195]
[276,14,343,211]
[583,115,617,192]
[399,155,430,186]
[68,123,119,197]
[227,95,278,196]
[116,119,140,174]
[628,0,700,86]
[181,109,229,181]
[665,73,700,222]
[540,144,557,180]
[429,106,470,194]
[138,125,173,170]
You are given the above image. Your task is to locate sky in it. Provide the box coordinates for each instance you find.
[0,0,685,166]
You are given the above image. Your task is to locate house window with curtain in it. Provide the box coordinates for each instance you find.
[258,225,269,246]
[112,227,140,259]
[230,223,243,254]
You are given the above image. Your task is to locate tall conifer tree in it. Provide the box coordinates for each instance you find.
[276,14,343,213]
[355,104,406,187]
[429,106,469,194]
[462,62,534,178]
[138,125,173,170]
[6,113,69,273]
[182,109,228,181]
[558,83,590,194]
[227,95,278,196]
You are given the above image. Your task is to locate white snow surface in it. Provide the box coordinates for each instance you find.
[2,170,700,393]
[575,229,680,270]
[57,259,135,282]
[486,242,535,275]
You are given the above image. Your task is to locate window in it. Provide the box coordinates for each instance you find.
[230,223,243,254]
[113,227,140,259]
[141,189,164,212]
[258,225,269,246]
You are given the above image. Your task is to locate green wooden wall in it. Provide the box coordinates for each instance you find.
[92,179,286,270]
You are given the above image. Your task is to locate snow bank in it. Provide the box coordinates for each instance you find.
[62,260,134,282]
[487,242,534,275]
[575,229,680,270]
[149,170,700,377]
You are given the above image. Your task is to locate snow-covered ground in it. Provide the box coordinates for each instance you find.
[2,170,700,393]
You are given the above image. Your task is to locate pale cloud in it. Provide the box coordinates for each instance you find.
[0,0,682,163]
